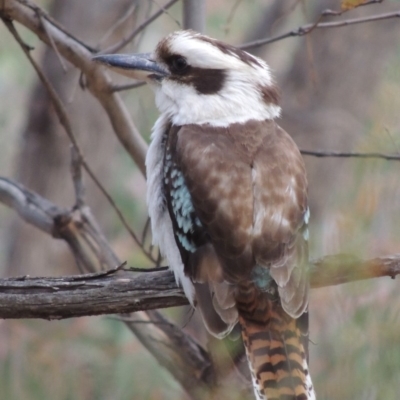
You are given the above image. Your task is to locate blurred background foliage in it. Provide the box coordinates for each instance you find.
[1,0,400,399]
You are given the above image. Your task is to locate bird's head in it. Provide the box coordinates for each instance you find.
[94,30,280,127]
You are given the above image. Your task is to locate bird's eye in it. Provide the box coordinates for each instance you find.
[170,56,188,73]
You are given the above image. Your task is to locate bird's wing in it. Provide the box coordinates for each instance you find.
[166,120,308,329]
[164,122,254,337]
[251,123,309,317]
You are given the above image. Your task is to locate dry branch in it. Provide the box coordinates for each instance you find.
[0,269,186,319]
[0,174,213,399]
[1,0,148,175]
[0,252,399,320]
[240,9,400,50]
[102,0,180,54]
[301,149,400,161]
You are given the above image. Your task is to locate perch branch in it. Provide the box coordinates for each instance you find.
[0,253,399,319]
[0,269,187,319]
[0,174,213,399]
[0,3,216,394]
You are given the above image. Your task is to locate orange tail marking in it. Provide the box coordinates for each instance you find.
[239,305,315,400]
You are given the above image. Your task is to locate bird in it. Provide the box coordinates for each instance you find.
[94,30,315,400]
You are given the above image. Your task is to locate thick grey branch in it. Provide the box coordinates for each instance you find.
[0,175,399,320]
[0,177,62,234]
[0,269,187,319]
[1,253,400,319]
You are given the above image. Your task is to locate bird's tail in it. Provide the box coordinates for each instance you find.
[237,288,315,400]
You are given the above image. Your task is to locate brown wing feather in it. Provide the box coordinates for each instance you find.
[251,124,308,318]
[174,120,307,295]
[175,122,256,282]
[170,119,312,398]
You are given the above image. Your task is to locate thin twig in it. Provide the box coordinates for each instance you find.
[102,0,179,54]
[223,0,243,35]
[142,217,151,245]
[70,146,85,208]
[1,18,157,264]
[240,9,400,50]
[300,149,400,161]
[95,2,138,48]
[1,5,214,394]
[131,0,152,52]
[15,0,97,52]
[81,157,158,264]
[37,12,68,72]
[3,0,148,175]
[151,0,181,28]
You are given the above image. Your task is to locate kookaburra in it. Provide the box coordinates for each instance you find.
[94,30,315,400]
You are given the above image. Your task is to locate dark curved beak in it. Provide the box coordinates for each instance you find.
[93,52,168,81]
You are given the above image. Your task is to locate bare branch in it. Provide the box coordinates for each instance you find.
[102,0,180,54]
[0,4,214,392]
[0,177,62,235]
[2,16,158,262]
[310,253,400,288]
[1,0,148,175]
[0,269,187,319]
[300,149,400,161]
[14,0,97,52]
[0,253,399,319]
[70,146,86,208]
[0,173,213,398]
[37,12,67,72]
[240,9,400,50]
[96,2,138,48]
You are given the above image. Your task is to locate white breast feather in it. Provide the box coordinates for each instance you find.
[146,114,195,303]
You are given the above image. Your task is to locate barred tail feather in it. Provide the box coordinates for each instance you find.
[239,308,315,400]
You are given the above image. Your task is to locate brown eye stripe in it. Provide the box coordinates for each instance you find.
[168,67,227,95]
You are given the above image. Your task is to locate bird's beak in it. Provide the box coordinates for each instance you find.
[93,52,168,81]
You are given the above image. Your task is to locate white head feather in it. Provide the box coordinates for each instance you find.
[151,31,281,127]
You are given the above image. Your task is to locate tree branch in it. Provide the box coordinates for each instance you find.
[240,9,400,50]
[1,0,148,176]
[0,252,399,319]
[0,177,212,399]
[0,268,186,319]
[102,0,180,54]
[300,149,400,161]
[0,176,399,317]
